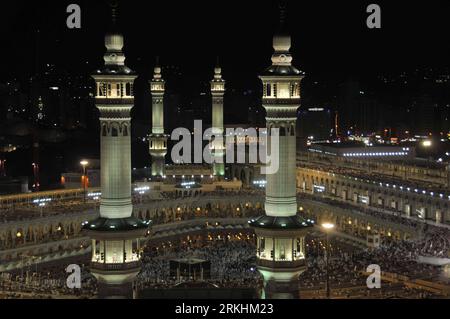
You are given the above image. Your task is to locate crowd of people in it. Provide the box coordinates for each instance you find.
[1,184,450,298]
[0,262,96,299]
[0,228,448,299]
[137,239,261,290]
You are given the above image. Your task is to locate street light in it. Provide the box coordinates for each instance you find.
[321,222,335,299]
[80,160,89,203]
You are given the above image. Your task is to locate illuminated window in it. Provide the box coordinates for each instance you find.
[266,83,271,97]
[290,83,300,97]
[98,83,107,97]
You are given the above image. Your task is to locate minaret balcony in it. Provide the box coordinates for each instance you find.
[257,258,306,270]
[91,260,141,271]
[262,98,301,105]
[95,97,134,104]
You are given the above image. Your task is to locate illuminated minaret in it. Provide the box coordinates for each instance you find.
[210,59,225,177]
[250,4,313,299]
[83,6,149,299]
[149,58,168,178]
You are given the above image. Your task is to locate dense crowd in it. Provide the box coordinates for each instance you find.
[0,262,96,299]
[1,185,449,299]
[137,240,261,290]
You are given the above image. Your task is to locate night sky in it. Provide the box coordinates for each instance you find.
[1,0,449,187]
[1,0,449,85]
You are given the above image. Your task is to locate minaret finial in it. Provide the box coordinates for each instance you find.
[214,57,222,78]
[109,0,119,26]
[279,0,287,31]
[153,56,162,79]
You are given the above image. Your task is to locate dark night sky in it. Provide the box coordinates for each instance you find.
[0,0,449,185]
[1,0,449,85]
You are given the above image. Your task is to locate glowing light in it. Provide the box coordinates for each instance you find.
[80,160,89,166]
[321,223,335,230]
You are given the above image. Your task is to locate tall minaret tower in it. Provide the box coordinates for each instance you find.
[250,4,313,299]
[83,5,149,299]
[210,59,225,177]
[149,58,167,178]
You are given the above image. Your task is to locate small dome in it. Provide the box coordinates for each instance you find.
[273,34,291,52]
[105,33,124,51]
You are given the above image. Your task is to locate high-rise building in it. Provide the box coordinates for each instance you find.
[298,107,333,141]
[210,61,225,177]
[149,59,168,178]
[83,11,149,298]
[249,7,313,299]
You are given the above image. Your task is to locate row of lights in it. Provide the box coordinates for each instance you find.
[343,152,408,157]
[134,186,150,195]
[32,198,52,205]
[253,180,267,187]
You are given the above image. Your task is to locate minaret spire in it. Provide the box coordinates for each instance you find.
[153,56,162,79]
[149,56,168,178]
[211,56,226,178]
[278,0,287,32]
[109,0,119,27]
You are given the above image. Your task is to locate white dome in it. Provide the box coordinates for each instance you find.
[105,33,124,51]
[273,34,291,52]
